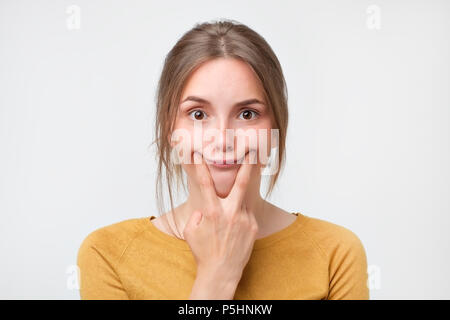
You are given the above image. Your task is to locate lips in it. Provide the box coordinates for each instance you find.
[204,154,246,165]
[193,151,250,167]
[205,158,240,165]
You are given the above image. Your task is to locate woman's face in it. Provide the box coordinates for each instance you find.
[171,57,274,198]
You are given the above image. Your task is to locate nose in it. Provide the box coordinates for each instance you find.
[214,126,234,155]
[200,116,244,161]
[202,114,234,158]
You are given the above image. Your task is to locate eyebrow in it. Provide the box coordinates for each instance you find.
[181,96,266,108]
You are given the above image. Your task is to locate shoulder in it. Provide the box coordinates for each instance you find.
[76,217,147,299]
[77,217,147,265]
[300,214,369,299]
[301,214,367,261]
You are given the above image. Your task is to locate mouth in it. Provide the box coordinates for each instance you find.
[202,152,248,169]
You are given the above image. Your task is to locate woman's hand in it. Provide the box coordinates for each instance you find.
[183,150,259,287]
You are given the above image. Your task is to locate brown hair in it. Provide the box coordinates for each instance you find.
[150,18,289,239]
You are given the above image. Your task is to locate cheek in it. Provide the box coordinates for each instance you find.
[172,119,204,153]
[234,123,273,163]
[170,126,196,165]
[257,126,273,163]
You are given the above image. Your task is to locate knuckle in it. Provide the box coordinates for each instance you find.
[247,214,258,232]
[206,209,219,221]
[182,226,191,238]
[250,224,259,234]
[228,213,237,223]
[208,207,219,216]
[228,211,239,224]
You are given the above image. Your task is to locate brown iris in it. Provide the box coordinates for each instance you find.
[193,110,204,120]
[242,110,252,120]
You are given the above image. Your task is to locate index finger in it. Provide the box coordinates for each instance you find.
[227,150,257,208]
[193,151,220,214]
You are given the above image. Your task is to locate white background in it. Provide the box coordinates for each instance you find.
[0,0,449,299]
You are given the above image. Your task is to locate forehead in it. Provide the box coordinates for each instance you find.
[180,57,265,102]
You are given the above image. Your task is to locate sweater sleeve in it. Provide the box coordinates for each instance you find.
[77,232,129,300]
[326,230,370,300]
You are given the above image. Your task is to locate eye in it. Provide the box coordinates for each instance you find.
[239,109,259,120]
[188,109,207,121]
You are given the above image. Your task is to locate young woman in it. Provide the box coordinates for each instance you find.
[77,19,369,300]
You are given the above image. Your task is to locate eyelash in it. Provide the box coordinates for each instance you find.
[187,108,260,121]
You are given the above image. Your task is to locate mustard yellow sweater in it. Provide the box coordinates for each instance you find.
[77,212,370,300]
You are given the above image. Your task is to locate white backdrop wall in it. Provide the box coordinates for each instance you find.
[0,0,449,299]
